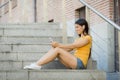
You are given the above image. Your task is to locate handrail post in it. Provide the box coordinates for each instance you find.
[62,0,67,44]
[118,31,120,70]
[9,0,12,23]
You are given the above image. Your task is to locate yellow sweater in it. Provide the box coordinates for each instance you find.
[74,35,92,67]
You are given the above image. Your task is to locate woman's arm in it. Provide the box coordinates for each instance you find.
[51,36,90,50]
[51,42,73,51]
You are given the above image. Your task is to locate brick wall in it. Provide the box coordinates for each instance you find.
[61,0,114,26]
[86,0,114,26]
[0,0,114,24]
[37,0,62,22]
[0,0,35,23]
[37,0,114,26]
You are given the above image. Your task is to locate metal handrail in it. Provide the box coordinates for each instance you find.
[79,0,120,31]
[0,1,9,9]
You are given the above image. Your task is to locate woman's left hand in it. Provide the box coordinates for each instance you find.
[51,41,60,48]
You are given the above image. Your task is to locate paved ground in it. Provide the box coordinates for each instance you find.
[107,72,120,80]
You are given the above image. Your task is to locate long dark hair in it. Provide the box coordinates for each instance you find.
[75,18,89,37]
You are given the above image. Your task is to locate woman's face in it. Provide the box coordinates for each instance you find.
[75,24,85,35]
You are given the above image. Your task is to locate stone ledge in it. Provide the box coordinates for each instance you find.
[0,70,106,80]
[0,23,60,29]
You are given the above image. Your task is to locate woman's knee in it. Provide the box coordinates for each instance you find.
[54,47,61,51]
[54,47,64,55]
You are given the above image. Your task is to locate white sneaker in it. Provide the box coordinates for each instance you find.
[24,63,41,70]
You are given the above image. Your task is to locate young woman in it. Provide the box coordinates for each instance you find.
[24,18,92,70]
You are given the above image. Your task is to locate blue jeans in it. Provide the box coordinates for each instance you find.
[76,58,85,69]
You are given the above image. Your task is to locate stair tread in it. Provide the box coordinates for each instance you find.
[0,69,104,72]
[0,69,106,80]
[0,23,61,29]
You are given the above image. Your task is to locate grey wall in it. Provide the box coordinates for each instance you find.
[90,22,115,72]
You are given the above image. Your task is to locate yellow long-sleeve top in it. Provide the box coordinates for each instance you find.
[74,35,92,67]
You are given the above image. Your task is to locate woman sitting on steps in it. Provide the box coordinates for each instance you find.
[24,18,92,70]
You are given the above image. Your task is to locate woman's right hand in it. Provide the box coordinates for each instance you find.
[51,41,60,48]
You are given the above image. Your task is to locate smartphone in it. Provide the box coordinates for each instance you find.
[49,37,54,42]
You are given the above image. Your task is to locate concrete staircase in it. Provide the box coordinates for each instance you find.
[0,23,106,80]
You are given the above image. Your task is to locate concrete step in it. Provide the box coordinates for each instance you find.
[0,23,61,29]
[0,36,73,45]
[107,72,120,80]
[0,37,73,53]
[0,52,46,61]
[0,44,51,53]
[0,61,23,71]
[1,29,62,37]
[87,58,97,69]
[0,58,97,71]
[0,70,106,80]
[0,60,67,71]
[42,59,97,70]
[0,23,62,37]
